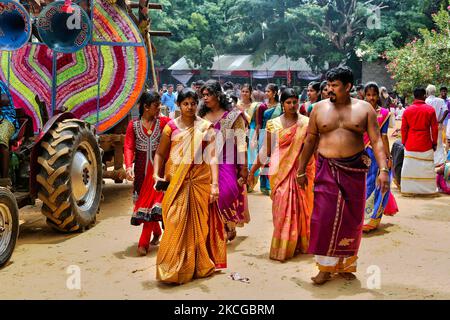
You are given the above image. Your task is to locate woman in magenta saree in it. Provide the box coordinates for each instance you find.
[215,109,249,234]
[199,80,249,241]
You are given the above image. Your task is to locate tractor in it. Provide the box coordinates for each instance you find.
[0,0,169,267]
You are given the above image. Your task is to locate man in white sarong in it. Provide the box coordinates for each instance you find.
[401,88,439,195]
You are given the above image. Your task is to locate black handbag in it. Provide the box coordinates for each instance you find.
[154,180,170,192]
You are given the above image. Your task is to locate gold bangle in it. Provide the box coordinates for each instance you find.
[297,172,306,178]
[380,167,389,173]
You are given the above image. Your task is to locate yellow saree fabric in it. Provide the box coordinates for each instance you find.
[267,116,315,261]
[156,119,221,284]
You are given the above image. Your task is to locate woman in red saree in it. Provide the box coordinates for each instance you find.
[153,88,225,284]
[249,88,315,261]
[124,91,170,256]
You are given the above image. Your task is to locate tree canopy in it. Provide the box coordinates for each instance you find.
[386,7,450,95]
[149,0,449,73]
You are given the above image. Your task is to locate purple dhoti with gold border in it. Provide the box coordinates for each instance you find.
[308,151,371,262]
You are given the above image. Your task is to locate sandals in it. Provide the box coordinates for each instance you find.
[362,224,377,233]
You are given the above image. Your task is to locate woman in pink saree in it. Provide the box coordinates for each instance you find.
[249,88,315,261]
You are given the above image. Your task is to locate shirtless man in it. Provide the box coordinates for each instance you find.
[297,67,390,285]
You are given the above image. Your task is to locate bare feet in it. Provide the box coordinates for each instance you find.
[311,271,332,285]
[227,229,237,242]
[339,272,357,280]
[225,224,237,242]
[150,234,161,246]
[137,246,147,256]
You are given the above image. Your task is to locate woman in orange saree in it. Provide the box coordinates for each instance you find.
[153,88,225,284]
[249,88,315,262]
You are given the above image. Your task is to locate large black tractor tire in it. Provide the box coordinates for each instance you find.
[37,119,102,233]
[0,188,19,267]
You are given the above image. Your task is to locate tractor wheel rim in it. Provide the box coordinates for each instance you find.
[0,203,13,255]
[70,141,98,211]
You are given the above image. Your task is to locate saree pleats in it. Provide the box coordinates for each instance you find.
[156,120,222,284]
[156,164,215,284]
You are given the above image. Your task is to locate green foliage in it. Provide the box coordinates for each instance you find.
[386,8,450,95]
[150,0,238,69]
[357,0,437,62]
[148,0,449,73]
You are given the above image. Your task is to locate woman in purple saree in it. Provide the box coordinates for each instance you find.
[199,80,249,241]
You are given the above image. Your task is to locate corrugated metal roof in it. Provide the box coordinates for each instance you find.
[269,55,312,72]
[169,54,313,72]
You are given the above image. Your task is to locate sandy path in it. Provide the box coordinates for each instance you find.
[0,177,449,299]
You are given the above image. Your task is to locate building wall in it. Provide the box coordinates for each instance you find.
[362,60,396,91]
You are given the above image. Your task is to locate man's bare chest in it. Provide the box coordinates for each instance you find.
[317,110,367,134]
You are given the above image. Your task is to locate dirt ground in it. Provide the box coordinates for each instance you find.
[1,125,449,300]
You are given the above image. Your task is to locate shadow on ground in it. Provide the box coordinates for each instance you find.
[226,236,248,254]
[114,242,159,260]
[290,275,385,299]
[15,182,133,247]
[363,223,395,238]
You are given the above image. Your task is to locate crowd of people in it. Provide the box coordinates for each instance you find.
[123,66,449,286]
[1,50,448,289]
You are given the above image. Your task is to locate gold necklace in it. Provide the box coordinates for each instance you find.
[283,115,298,128]
[177,117,195,130]
[240,100,252,107]
[142,118,155,134]
[208,110,225,124]
[268,101,277,108]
